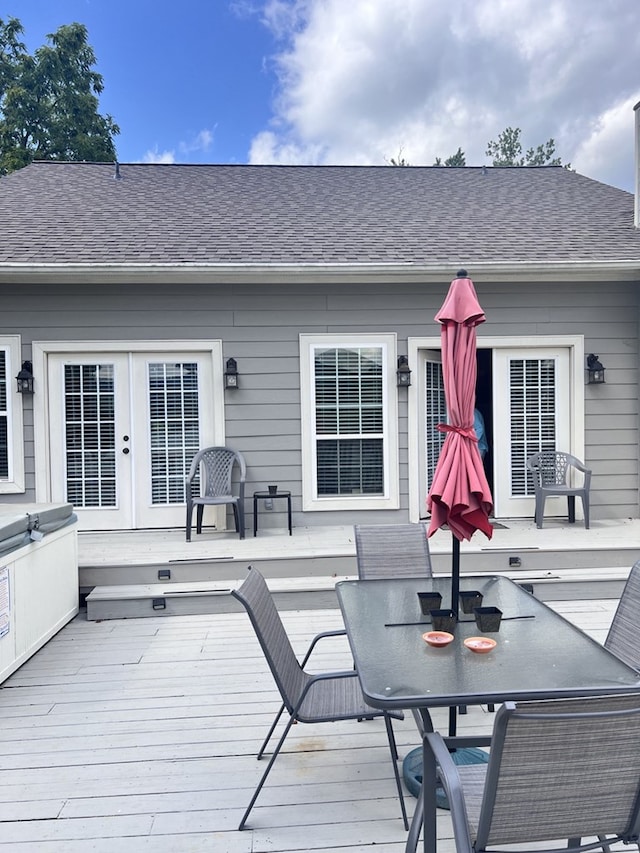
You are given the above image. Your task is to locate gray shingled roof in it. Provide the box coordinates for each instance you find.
[1,161,639,271]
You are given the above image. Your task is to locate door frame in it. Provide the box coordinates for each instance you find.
[407,334,585,522]
[32,340,226,508]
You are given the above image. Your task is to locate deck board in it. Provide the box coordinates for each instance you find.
[0,599,620,851]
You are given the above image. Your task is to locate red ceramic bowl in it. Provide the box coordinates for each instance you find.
[464,636,497,654]
[422,631,454,647]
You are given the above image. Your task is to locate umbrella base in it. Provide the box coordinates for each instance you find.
[402,745,489,809]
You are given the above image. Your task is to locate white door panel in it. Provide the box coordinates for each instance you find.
[493,348,570,518]
[48,352,215,530]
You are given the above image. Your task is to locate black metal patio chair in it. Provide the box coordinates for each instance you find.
[604,559,640,672]
[231,566,409,831]
[354,522,433,579]
[423,694,640,853]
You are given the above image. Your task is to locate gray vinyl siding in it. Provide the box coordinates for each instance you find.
[1,277,638,525]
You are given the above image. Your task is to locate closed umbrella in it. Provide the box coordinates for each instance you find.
[427,270,494,615]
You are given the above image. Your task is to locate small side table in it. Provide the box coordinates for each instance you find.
[253,490,292,536]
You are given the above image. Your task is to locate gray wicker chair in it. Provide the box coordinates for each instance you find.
[423,694,640,853]
[605,560,640,672]
[185,446,246,541]
[354,523,433,579]
[231,566,408,831]
[527,451,591,529]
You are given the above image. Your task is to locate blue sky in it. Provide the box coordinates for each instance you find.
[13,1,276,164]
[8,1,640,191]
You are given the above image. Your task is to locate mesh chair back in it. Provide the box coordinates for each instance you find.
[231,567,308,713]
[534,450,571,486]
[605,560,640,672]
[527,451,589,488]
[354,523,432,579]
[475,695,640,850]
[190,446,245,498]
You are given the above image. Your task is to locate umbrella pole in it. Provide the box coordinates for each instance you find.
[449,535,462,738]
[451,534,460,617]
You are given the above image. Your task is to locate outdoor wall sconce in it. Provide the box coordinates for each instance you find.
[586,353,606,384]
[224,357,239,389]
[16,360,34,394]
[396,355,412,387]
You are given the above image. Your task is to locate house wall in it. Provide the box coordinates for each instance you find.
[1,277,638,523]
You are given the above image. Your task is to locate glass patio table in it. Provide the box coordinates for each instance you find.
[336,575,640,853]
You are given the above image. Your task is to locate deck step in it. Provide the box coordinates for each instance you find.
[85,567,630,621]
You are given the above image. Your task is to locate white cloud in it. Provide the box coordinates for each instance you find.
[140,129,214,165]
[142,147,176,164]
[179,129,215,155]
[249,0,640,189]
[572,96,637,192]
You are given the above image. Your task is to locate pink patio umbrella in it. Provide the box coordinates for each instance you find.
[427,270,494,619]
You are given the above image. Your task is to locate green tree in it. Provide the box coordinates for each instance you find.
[433,147,466,167]
[0,17,119,175]
[486,126,564,167]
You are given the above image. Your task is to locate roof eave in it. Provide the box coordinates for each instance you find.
[0,259,638,285]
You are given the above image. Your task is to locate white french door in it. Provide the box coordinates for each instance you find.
[47,350,217,530]
[492,348,571,518]
[410,339,581,523]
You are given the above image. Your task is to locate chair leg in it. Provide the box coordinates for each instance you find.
[383,713,409,831]
[239,714,296,830]
[231,503,245,539]
[238,501,245,539]
[535,494,545,529]
[582,494,590,529]
[186,503,193,542]
[567,495,576,524]
[257,704,287,760]
[196,504,204,534]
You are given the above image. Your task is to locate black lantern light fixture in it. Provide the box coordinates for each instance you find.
[16,360,34,394]
[586,353,606,385]
[224,357,239,389]
[396,355,412,387]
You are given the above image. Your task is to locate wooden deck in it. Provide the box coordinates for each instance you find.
[0,597,619,851]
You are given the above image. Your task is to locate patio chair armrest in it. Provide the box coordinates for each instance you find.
[569,456,592,487]
[424,732,475,853]
[300,629,348,667]
[308,668,358,683]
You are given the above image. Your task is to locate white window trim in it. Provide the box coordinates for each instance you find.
[300,333,399,511]
[0,336,26,493]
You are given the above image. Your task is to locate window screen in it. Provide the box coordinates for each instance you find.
[424,359,446,491]
[64,364,117,507]
[149,362,200,504]
[510,358,557,496]
[0,351,8,479]
[314,346,384,496]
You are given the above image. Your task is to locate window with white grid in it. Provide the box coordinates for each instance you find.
[300,334,399,511]
[64,363,117,507]
[148,362,200,504]
[0,337,25,493]
[424,359,446,492]
[509,357,557,496]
